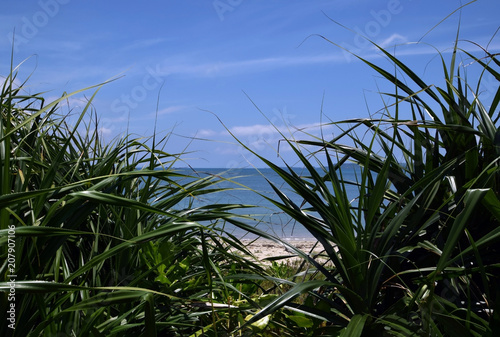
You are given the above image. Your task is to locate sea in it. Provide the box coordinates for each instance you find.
[172,165,361,241]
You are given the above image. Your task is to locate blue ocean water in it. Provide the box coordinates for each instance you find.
[173,165,361,240]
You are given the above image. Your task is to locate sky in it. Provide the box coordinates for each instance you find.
[1,0,499,168]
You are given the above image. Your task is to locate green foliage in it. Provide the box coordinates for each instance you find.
[2,14,500,337]
[225,31,500,337]
[0,64,265,336]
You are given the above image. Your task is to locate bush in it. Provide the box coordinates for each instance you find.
[229,33,500,336]
[0,67,266,336]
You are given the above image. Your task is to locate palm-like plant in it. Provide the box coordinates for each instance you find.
[0,63,265,336]
[230,34,500,336]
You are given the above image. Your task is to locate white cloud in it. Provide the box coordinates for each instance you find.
[225,122,334,143]
[212,145,241,155]
[229,124,278,137]
[157,53,347,78]
[196,129,218,138]
[44,95,91,111]
[154,37,496,79]
[369,38,500,59]
[154,105,188,116]
[98,127,112,137]
[121,38,171,52]
[378,34,408,48]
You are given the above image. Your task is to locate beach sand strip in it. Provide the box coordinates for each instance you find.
[240,239,324,263]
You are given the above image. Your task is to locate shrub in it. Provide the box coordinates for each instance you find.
[0,66,264,336]
[230,32,500,336]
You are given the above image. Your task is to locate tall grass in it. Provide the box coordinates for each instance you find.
[227,34,500,336]
[0,63,268,336]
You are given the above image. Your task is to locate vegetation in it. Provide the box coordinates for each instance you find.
[1,22,500,337]
[0,61,270,336]
[228,33,500,336]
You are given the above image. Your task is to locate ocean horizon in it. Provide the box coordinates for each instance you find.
[171,165,361,240]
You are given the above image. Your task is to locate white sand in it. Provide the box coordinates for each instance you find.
[240,238,323,263]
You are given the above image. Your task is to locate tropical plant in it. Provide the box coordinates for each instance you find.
[0,60,268,336]
[2,13,500,337]
[226,29,500,336]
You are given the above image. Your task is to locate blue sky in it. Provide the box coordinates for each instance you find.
[1,0,499,168]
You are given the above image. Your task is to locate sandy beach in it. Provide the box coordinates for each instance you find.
[240,238,323,263]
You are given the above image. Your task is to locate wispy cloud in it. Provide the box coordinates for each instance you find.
[196,129,218,138]
[153,36,498,78]
[153,105,190,116]
[378,33,408,48]
[378,40,500,59]
[121,38,171,52]
[191,122,335,146]
[157,53,347,78]
[193,122,336,156]
[228,122,333,138]
[229,124,277,137]
[98,127,113,137]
